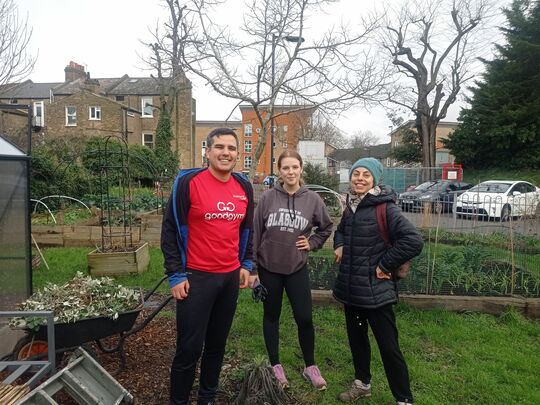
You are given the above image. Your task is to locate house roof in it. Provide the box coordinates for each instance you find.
[0,80,63,99]
[0,135,25,156]
[389,119,458,136]
[239,104,316,113]
[0,74,192,99]
[329,143,391,163]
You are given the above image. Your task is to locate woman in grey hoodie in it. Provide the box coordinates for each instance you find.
[252,150,333,390]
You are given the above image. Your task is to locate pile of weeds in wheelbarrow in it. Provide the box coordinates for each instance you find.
[9,272,141,330]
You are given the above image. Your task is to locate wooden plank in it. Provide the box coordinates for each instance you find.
[310,290,540,319]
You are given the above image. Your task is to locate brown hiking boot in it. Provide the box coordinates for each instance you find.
[338,380,372,402]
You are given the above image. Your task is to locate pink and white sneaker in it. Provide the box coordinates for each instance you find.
[272,364,289,388]
[302,365,327,390]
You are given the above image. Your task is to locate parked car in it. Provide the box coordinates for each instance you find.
[456,180,540,221]
[398,180,473,213]
[263,175,278,186]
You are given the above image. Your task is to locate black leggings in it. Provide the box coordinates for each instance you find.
[170,268,239,404]
[344,304,413,403]
[258,265,315,367]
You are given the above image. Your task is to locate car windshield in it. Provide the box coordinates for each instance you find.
[469,182,511,193]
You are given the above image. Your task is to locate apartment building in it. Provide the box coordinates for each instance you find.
[239,105,314,177]
[0,62,196,168]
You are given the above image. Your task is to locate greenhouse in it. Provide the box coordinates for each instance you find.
[0,114,32,313]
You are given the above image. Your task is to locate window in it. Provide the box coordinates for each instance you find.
[244,123,252,137]
[522,183,535,193]
[282,138,288,148]
[283,125,288,132]
[244,156,252,168]
[272,141,276,148]
[143,133,154,149]
[115,95,125,102]
[202,140,207,148]
[141,97,154,117]
[65,106,77,126]
[244,140,252,153]
[89,106,101,120]
[33,101,44,127]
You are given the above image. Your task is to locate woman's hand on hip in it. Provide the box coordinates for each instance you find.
[334,246,343,263]
[296,235,311,251]
[376,266,392,280]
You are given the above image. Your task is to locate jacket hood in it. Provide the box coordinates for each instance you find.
[274,181,309,197]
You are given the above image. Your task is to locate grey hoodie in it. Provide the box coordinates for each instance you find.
[253,182,333,275]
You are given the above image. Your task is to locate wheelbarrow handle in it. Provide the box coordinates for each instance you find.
[144,275,170,301]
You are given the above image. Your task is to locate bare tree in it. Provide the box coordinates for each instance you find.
[142,0,196,115]
[349,129,379,149]
[0,0,36,85]
[380,0,493,173]
[294,110,348,148]
[181,0,387,177]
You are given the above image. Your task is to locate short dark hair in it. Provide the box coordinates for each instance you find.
[206,128,238,148]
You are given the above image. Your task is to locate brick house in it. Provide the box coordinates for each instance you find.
[389,120,457,166]
[0,62,196,168]
[239,105,315,178]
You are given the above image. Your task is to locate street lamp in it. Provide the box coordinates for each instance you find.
[270,34,305,176]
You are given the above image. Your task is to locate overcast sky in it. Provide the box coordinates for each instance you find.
[17,0,508,143]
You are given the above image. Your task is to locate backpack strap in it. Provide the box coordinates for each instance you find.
[376,202,390,246]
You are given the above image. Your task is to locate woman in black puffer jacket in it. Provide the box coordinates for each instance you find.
[333,158,423,405]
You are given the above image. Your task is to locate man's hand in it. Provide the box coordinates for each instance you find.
[334,246,343,263]
[296,235,311,251]
[239,268,250,289]
[171,280,190,300]
[248,275,259,288]
[376,266,391,280]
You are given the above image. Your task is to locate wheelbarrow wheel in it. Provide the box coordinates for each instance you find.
[12,336,64,364]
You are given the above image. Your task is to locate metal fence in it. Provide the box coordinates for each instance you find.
[309,209,540,298]
[382,167,444,193]
[254,183,540,298]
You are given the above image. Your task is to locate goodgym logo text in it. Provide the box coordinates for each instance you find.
[204,201,245,221]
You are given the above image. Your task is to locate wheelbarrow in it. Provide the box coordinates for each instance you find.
[10,275,173,375]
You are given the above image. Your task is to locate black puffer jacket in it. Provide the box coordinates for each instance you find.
[333,186,423,309]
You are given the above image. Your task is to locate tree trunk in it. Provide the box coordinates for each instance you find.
[417,114,438,181]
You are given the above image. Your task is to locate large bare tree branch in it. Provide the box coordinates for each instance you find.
[178,0,387,176]
[0,0,36,85]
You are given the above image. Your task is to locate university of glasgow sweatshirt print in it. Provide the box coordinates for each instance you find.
[253,182,333,275]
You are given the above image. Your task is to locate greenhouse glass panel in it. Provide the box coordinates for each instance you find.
[0,140,31,312]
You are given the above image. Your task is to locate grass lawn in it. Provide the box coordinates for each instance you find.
[32,247,540,404]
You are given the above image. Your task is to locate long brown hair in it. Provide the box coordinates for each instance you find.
[277,150,304,186]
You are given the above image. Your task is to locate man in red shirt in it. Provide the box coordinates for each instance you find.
[161,128,254,405]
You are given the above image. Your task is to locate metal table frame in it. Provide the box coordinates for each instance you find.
[0,311,55,388]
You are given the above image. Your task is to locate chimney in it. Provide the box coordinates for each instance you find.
[64,61,87,82]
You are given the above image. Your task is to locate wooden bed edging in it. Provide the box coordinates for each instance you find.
[310,290,540,319]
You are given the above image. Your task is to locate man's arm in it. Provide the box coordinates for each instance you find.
[161,190,187,289]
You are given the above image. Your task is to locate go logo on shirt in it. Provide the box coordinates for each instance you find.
[204,201,245,221]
